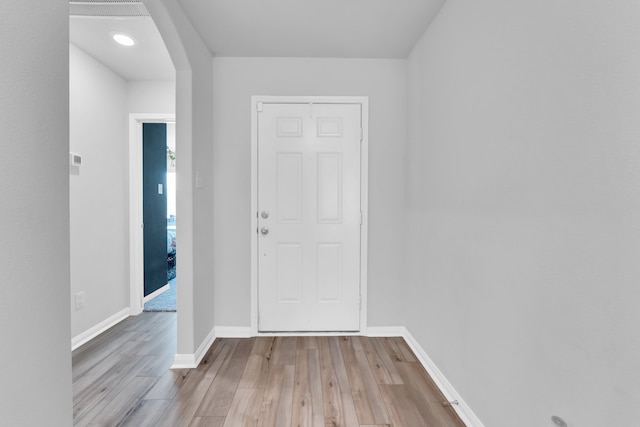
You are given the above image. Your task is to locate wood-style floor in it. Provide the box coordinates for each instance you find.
[72,312,465,426]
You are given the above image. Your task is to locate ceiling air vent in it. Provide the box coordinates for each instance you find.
[69,1,149,17]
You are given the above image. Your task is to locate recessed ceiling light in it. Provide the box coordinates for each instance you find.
[110,32,135,47]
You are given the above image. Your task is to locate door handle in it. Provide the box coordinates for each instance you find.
[260,227,270,235]
[261,211,270,219]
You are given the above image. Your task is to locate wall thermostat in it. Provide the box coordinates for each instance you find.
[70,152,82,166]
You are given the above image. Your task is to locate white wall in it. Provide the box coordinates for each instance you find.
[70,44,130,338]
[0,1,72,425]
[211,57,407,328]
[404,1,640,426]
[128,80,175,114]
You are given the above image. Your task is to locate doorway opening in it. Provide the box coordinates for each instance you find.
[143,122,177,312]
[129,115,176,315]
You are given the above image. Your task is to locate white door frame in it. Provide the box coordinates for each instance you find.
[129,113,175,315]
[250,96,369,335]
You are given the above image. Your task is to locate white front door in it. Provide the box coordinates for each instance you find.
[257,102,363,332]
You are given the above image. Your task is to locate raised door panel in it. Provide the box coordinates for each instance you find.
[317,243,342,303]
[277,153,303,223]
[317,154,343,224]
[276,244,302,303]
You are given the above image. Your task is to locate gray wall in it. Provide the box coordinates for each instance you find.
[146,0,216,355]
[211,57,408,328]
[0,1,72,425]
[404,0,640,426]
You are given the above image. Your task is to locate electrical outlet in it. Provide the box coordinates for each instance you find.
[75,291,85,310]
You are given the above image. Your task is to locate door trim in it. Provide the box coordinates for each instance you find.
[129,113,175,315]
[250,96,369,335]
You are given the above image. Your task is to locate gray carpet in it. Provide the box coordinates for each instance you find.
[144,277,176,312]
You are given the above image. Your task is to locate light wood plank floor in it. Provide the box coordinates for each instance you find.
[72,312,465,426]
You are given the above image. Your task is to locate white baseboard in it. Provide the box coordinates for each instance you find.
[365,326,405,337]
[254,330,361,337]
[171,325,217,369]
[143,283,170,303]
[171,353,197,369]
[401,328,485,427]
[215,326,252,338]
[71,308,130,351]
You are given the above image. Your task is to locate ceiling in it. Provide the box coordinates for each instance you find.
[177,0,445,58]
[69,15,175,81]
[69,0,444,81]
